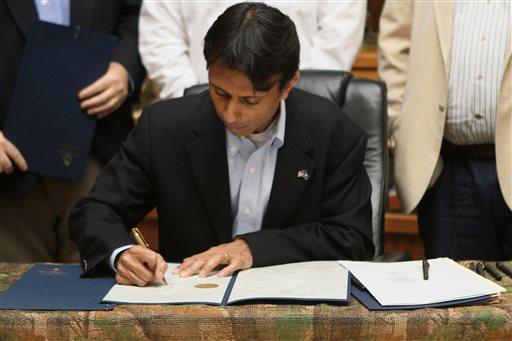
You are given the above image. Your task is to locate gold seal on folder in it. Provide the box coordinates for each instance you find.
[195,284,219,289]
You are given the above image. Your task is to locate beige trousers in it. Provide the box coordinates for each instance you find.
[0,156,101,262]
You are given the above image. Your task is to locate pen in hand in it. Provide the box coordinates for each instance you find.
[422,259,429,280]
[131,227,168,285]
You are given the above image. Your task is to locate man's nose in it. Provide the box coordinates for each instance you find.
[223,99,239,123]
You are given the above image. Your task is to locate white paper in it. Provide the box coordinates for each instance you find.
[339,258,505,306]
[103,261,349,305]
[103,263,231,305]
[227,261,349,303]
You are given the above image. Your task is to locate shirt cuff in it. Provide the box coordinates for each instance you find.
[109,244,134,272]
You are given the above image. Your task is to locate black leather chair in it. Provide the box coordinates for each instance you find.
[184,70,408,260]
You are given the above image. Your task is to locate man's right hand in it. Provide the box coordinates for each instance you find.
[0,131,28,174]
[115,245,168,286]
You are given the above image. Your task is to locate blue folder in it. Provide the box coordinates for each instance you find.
[351,284,493,310]
[102,263,351,306]
[0,264,116,311]
[3,21,116,181]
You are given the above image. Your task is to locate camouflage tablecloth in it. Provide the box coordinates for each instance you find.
[1,262,511,340]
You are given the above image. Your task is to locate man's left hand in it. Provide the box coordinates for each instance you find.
[78,62,129,119]
[173,239,253,278]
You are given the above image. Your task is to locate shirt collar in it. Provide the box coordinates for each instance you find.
[271,100,286,151]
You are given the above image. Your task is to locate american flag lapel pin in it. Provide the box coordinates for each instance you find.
[297,169,310,181]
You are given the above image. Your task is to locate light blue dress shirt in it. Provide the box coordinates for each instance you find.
[109,101,286,270]
[34,0,70,26]
[227,100,286,237]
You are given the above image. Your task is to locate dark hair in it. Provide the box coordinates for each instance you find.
[203,2,300,91]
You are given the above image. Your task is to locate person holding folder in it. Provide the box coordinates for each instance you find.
[70,2,374,286]
[0,0,145,262]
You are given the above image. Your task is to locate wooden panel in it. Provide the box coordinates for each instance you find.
[385,213,418,235]
[385,233,425,260]
[352,44,378,80]
[384,193,425,259]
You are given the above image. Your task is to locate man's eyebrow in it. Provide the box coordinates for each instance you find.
[210,82,227,93]
[210,82,263,99]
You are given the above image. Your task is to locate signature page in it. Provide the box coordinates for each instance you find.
[103,263,231,305]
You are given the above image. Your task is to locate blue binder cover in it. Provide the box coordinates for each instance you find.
[351,285,493,311]
[0,264,116,311]
[3,21,116,181]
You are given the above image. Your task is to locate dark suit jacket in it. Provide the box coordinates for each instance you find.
[0,0,144,197]
[70,89,374,275]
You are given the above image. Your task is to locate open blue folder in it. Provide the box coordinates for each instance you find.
[0,264,116,311]
[3,21,116,181]
[101,261,351,306]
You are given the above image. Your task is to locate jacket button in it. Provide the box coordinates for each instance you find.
[438,105,445,112]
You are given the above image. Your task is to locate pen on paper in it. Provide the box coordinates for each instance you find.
[422,259,429,280]
[131,227,167,285]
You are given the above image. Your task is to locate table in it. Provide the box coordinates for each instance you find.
[1,262,511,340]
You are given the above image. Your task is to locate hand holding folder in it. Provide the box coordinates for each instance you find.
[0,130,28,174]
[3,21,116,181]
[78,61,130,119]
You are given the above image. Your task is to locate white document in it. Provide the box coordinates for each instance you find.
[227,261,349,304]
[103,263,231,305]
[103,261,349,305]
[339,258,505,306]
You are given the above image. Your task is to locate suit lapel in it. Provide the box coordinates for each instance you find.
[186,98,233,243]
[433,1,453,76]
[6,0,37,38]
[70,0,94,28]
[262,95,316,229]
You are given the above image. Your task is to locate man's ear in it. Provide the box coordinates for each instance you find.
[280,72,301,100]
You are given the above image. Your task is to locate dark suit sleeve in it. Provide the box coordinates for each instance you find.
[241,121,374,267]
[111,0,145,94]
[69,111,155,275]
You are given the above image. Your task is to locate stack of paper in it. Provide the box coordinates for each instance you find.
[340,258,505,310]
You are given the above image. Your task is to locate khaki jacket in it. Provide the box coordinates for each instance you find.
[378,0,512,213]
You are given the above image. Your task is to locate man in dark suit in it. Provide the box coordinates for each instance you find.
[70,2,373,285]
[0,0,144,262]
